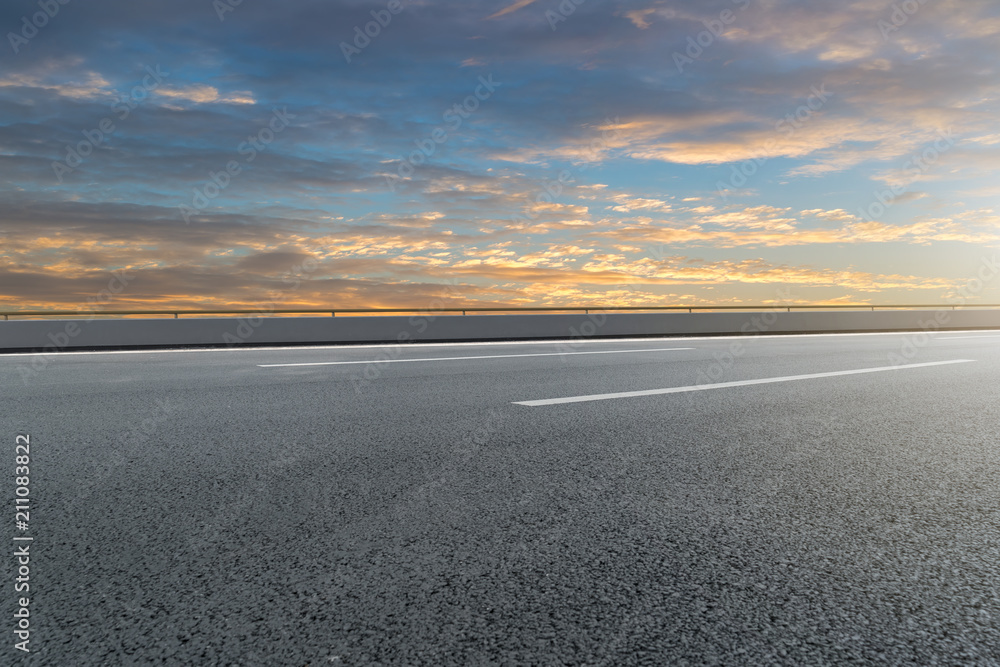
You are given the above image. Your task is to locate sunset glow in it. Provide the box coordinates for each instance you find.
[3,0,1000,311]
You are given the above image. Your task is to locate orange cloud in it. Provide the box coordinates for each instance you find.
[487,0,538,20]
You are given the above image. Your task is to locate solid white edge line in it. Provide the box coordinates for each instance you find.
[935,335,1000,340]
[2,329,999,358]
[257,347,696,367]
[513,359,976,407]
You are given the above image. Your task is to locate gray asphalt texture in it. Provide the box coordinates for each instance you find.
[3,331,1000,665]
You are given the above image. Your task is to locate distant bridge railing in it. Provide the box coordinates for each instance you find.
[3,304,1000,320]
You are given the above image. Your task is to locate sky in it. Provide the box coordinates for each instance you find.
[2,0,1000,311]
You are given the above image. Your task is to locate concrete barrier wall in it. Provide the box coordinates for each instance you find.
[2,310,999,353]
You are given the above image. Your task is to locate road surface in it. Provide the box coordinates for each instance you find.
[3,331,1000,665]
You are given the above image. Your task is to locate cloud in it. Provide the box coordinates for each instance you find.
[800,209,860,223]
[608,194,672,213]
[624,8,657,29]
[156,85,256,105]
[0,71,112,100]
[487,0,538,20]
[592,212,1000,249]
[3,0,1000,309]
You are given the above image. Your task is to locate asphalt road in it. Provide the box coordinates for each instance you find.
[3,331,1000,665]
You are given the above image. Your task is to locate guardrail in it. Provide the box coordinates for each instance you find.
[5,307,1000,352]
[2,304,999,320]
